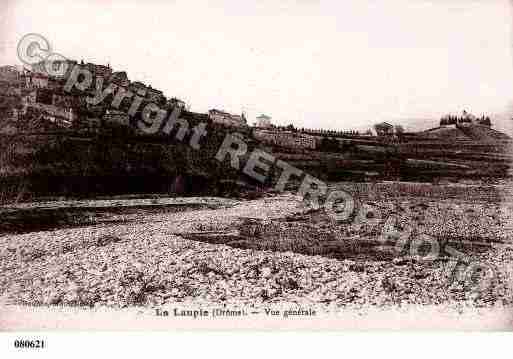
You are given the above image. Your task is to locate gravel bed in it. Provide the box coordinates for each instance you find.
[1,193,512,311]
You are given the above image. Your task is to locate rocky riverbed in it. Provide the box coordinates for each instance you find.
[1,184,512,313]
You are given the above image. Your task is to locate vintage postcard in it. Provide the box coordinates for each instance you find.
[0,0,513,334]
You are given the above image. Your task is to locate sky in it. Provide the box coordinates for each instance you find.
[1,0,513,134]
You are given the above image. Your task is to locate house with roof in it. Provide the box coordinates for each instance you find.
[208,109,246,127]
[256,114,272,128]
[373,122,394,136]
[166,97,187,110]
[110,71,130,87]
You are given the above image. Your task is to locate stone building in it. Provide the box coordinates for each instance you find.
[78,62,113,79]
[0,65,20,81]
[254,129,316,150]
[256,114,272,128]
[146,86,164,103]
[103,109,130,127]
[208,109,246,127]
[92,64,112,79]
[231,114,243,123]
[48,59,77,79]
[32,103,74,125]
[30,61,48,75]
[24,71,49,88]
[167,97,187,110]
[21,90,37,114]
[374,122,394,136]
[128,81,165,103]
[129,81,147,93]
[26,103,74,128]
[21,88,75,126]
[110,71,130,87]
[30,59,77,80]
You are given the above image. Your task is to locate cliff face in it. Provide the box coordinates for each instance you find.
[0,65,255,200]
[0,128,250,201]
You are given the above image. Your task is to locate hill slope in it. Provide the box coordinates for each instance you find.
[423,124,511,141]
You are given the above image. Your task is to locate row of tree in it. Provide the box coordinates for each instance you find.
[267,123,371,137]
[440,115,491,126]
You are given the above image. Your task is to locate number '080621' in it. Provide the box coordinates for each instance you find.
[14,339,45,349]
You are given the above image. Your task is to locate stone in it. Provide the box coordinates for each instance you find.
[261,267,272,278]
[349,263,365,273]
[392,257,408,266]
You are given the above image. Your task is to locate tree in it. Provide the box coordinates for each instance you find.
[480,117,491,127]
[394,125,404,135]
[286,123,295,132]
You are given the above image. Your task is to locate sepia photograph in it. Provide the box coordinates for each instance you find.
[0,0,513,343]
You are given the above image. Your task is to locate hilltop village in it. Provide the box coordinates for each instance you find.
[0,60,511,200]
[1,60,379,153]
[1,61,508,149]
